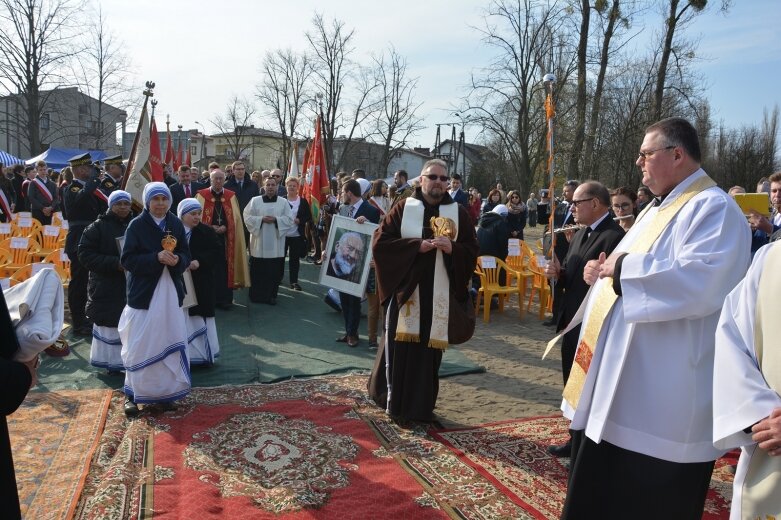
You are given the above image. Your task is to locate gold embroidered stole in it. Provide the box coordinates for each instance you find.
[741,243,781,519]
[396,198,459,349]
[562,175,716,408]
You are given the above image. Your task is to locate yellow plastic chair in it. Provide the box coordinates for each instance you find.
[34,225,62,260]
[526,255,553,319]
[0,237,35,271]
[474,255,525,323]
[0,248,12,277]
[505,253,534,300]
[0,222,12,242]
[43,248,71,287]
[12,217,43,247]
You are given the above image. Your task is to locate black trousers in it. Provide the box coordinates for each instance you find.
[285,236,304,284]
[249,257,284,303]
[339,292,361,337]
[67,251,89,328]
[562,430,715,520]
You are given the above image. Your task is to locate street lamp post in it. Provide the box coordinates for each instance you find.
[194,121,206,168]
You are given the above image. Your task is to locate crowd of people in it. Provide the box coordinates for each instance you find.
[0,116,780,518]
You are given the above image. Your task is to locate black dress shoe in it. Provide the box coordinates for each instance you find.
[542,318,557,327]
[547,441,572,458]
[291,283,302,291]
[124,397,139,418]
[335,336,349,343]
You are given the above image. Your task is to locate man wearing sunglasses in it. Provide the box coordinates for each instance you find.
[561,118,751,519]
[369,159,478,426]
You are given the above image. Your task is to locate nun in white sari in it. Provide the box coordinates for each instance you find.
[118,182,191,416]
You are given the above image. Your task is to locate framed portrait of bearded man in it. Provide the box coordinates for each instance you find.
[320,215,378,297]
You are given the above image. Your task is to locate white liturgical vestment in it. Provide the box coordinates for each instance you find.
[243,196,295,259]
[713,242,781,520]
[563,169,751,463]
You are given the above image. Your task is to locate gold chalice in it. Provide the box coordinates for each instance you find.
[430,216,456,240]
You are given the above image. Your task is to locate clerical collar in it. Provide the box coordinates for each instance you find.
[262,195,277,202]
[212,189,223,196]
[652,193,669,207]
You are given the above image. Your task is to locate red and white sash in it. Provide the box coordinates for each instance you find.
[33,178,53,203]
[0,189,13,220]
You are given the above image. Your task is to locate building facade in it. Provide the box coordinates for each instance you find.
[0,87,127,158]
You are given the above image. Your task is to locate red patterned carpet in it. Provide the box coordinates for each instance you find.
[430,416,736,519]
[72,375,533,519]
[8,389,113,520]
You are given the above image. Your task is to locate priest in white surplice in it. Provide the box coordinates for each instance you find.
[243,176,295,305]
[560,118,751,519]
[713,241,781,520]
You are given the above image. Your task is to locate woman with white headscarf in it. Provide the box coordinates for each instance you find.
[118,182,191,417]
[78,189,134,374]
[177,198,222,366]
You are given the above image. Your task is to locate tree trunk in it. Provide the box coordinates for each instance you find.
[583,0,620,178]
[567,0,590,180]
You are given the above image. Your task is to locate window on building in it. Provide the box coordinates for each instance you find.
[191,145,197,155]
[40,113,50,130]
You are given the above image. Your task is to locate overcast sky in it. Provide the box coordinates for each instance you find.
[101,0,781,149]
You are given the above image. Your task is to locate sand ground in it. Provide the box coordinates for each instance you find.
[435,225,564,428]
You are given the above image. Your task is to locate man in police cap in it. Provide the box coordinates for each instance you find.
[63,153,108,336]
[99,154,124,195]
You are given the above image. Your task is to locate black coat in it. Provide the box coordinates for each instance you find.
[187,223,222,318]
[506,208,527,239]
[476,212,509,259]
[224,177,260,214]
[0,289,31,519]
[289,196,312,236]
[557,215,625,332]
[121,210,191,309]
[78,210,133,327]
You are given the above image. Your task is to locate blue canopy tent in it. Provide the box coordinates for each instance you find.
[25,148,108,171]
[0,150,24,166]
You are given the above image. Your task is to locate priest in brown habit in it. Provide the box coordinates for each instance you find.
[368,159,478,424]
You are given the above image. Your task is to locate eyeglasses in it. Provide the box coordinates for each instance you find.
[424,174,449,182]
[571,197,595,208]
[612,203,631,210]
[637,145,674,160]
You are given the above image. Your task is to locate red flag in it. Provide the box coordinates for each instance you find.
[149,117,164,182]
[306,116,329,222]
[164,128,174,169]
[174,139,183,171]
[185,146,191,168]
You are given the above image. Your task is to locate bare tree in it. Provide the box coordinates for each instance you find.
[565,0,590,179]
[71,6,135,149]
[256,48,314,172]
[306,13,378,174]
[211,96,257,162]
[464,0,575,195]
[649,0,731,121]
[370,47,424,176]
[0,0,83,155]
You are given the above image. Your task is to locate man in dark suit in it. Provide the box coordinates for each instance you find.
[224,161,259,245]
[170,165,201,210]
[27,160,59,224]
[448,173,469,208]
[544,179,579,326]
[334,179,380,347]
[543,180,624,457]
